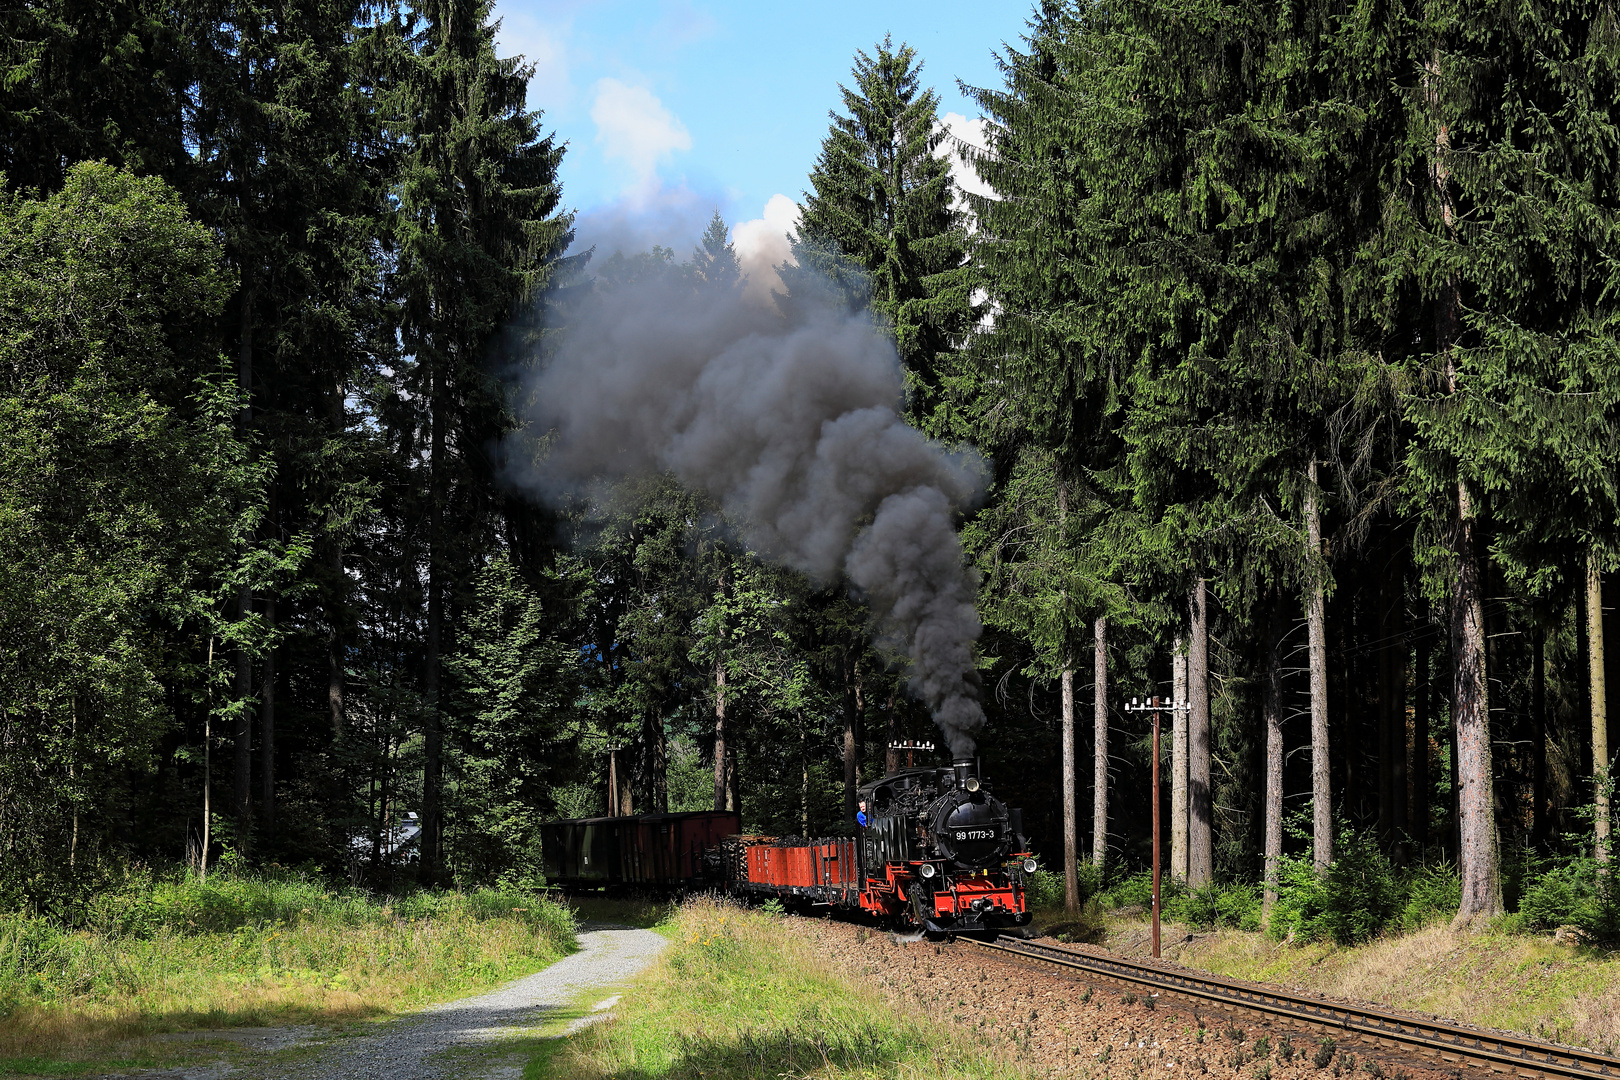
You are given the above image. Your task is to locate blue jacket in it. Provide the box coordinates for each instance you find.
[856,811,869,827]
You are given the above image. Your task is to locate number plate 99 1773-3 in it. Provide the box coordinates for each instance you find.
[952,828,997,841]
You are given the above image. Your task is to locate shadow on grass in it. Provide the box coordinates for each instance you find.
[0,1058,150,1078]
[566,896,674,930]
[534,1022,957,1080]
[1030,900,1109,944]
[0,1001,384,1078]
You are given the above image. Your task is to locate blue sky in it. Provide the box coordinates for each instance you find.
[490,0,1032,283]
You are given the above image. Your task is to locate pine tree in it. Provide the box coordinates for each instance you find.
[385,0,571,879]
[787,36,973,430]
[690,211,741,291]
[0,0,188,193]
[1378,0,1620,923]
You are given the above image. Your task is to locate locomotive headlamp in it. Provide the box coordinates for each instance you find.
[1022,858,1039,874]
[919,862,938,879]
[964,777,981,792]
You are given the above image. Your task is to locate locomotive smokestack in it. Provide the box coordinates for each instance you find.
[953,758,977,788]
[510,273,989,757]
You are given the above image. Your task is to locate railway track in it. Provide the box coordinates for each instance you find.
[961,936,1620,1080]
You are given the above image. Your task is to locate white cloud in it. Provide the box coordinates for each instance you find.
[591,78,692,188]
[938,112,996,212]
[730,194,801,303]
[491,3,571,112]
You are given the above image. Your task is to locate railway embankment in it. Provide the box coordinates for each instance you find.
[791,917,1460,1080]
[1096,915,1620,1055]
[529,900,1521,1080]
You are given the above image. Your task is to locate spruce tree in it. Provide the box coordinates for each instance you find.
[1376,0,1620,922]
[690,211,741,291]
[787,36,973,431]
[385,0,571,878]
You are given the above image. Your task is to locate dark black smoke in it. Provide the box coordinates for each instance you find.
[510,276,987,756]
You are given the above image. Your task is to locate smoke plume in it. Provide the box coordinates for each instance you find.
[512,276,987,756]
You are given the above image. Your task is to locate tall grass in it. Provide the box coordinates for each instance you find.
[0,869,575,1064]
[542,898,1033,1080]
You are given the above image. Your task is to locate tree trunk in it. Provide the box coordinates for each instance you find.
[202,635,215,880]
[325,379,346,741]
[647,712,668,813]
[843,647,861,825]
[1305,460,1332,870]
[260,597,275,841]
[1414,626,1432,851]
[1532,623,1547,849]
[884,699,899,775]
[1263,594,1285,925]
[1448,655,1462,864]
[1172,635,1189,882]
[233,280,254,841]
[1379,537,1409,858]
[713,656,728,812]
[234,586,253,835]
[1062,664,1079,914]
[618,751,635,817]
[1420,42,1499,927]
[1590,552,1609,862]
[421,374,445,881]
[1092,616,1108,868]
[1451,480,1499,925]
[1188,581,1212,886]
[726,739,738,813]
[801,727,810,835]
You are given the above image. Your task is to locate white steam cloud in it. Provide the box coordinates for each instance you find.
[512,277,988,756]
[730,194,800,303]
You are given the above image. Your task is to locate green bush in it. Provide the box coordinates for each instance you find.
[1025,861,1105,910]
[1320,832,1404,944]
[71,868,575,942]
[1101,871,1182,911]
[1401,862,1461,930]
[1517,859,1620,941]
[1520,864,1584,930]
[1269,830,1405,946]
[1169,881,1262,932]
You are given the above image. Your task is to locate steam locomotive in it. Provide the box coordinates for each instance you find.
[540,756,1036,935]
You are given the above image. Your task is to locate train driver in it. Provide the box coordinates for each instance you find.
[856,799,869,828]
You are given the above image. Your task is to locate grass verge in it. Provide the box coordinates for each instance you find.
[0,871,576,1073]
[531,898,1033,1080]
[1097,912,1620,1053]
[565,895,676,931]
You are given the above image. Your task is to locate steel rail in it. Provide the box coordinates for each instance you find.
[961,936,1619,1080]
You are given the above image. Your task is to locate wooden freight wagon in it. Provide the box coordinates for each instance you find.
[738,837,861,905]
[541,810,739,891]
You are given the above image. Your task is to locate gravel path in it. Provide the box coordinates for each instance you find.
[137,927,667,1080]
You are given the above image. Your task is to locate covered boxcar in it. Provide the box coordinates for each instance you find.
[541,809,739,891]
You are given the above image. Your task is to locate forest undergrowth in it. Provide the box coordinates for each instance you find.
[0,867,576,1069]
[530,897,1033,1080]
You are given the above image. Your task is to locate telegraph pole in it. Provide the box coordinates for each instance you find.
[1126,693,1189,958]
